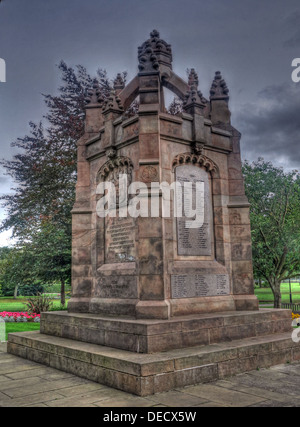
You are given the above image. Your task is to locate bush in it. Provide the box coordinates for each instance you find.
[25,293,54,315]
[19,283,45,296]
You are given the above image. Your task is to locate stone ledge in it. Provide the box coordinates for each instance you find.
[39,309,292,353]
[7,331,300,396]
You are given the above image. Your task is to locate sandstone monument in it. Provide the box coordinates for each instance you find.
[8,31,298,396]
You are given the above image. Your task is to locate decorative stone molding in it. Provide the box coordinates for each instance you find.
[85,79,104,107]
[114,73,125,92]
[105,147,117,160]
[140,165,158,183]
[183,68,207,112]
[191,142,205,155]
[210,71,229,101]
[138,29,172,73]
[172,152,219,177]
[97,156,134,183]
[188,68,199,88]
[102,90,124,114]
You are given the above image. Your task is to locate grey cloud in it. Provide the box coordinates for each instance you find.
[0,176,8,185]
[283,9,300,47]
[237,83,300,169]
[284,31,300,48]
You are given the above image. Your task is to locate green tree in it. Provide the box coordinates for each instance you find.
[243,158,300,308]
[0,246,43,298]
[29,221,71,306]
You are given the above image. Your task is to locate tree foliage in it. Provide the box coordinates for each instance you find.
[243,158,300,308]
[0,246,44,297]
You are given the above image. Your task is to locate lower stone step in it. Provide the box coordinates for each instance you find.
[7,330,300,396]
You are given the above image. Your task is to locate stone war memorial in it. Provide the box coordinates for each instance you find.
[7,31,299,396]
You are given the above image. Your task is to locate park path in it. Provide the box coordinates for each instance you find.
[0,342,300,407]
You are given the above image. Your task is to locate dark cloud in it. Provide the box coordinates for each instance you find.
[283,10,300,47]
[0,0,299,244]
[237,83,300,169]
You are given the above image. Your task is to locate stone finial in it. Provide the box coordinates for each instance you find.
[113,73,125,91]
[183,68,207,112]
[188,68,199,89]
[138,29,172,73]
[210,71,229,101]
[85,79,104,107]
[102,90,124,114]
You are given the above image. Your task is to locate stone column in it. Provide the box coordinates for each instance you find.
[68,83,103,313]
[135,69,169,319]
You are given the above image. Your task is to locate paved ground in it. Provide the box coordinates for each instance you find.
[0,342,300,407]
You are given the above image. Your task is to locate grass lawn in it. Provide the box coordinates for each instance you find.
[4,322,40,341]
[0,296,69,312]
[255,282,300,304]
[0,296,69,340]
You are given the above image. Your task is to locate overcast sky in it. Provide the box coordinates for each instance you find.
[0,0,299,246]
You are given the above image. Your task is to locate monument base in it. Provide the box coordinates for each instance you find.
[8,326,299,396]
[7,309,299,395]
[33,309,291,353]
[68,294,259,320]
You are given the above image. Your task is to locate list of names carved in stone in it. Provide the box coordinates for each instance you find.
[175,165,212,256]
[105,216,136,263]
[171,274,230,298]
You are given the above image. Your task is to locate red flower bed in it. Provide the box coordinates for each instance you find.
[0,312,40,321]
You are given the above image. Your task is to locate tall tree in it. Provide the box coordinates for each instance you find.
[243,158,300,308]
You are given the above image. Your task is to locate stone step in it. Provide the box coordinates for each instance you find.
[7,330,300,396]
[39,309,292,353]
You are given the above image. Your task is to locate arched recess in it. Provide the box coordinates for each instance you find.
[96,155,135,267]
[97,156,134,184]
[172,152,219,178]
[171,152,219,259]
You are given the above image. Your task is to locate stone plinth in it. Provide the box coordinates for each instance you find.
[8,318,299,396]
[38,309,292,353]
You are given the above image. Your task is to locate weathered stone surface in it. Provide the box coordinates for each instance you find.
[2,347,300,406]
[11,309,294,354]
[7,330,300,396]
[65,30,262,318]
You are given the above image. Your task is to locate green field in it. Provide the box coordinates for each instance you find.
[0,295,70,341]
[0,296,69,312]
[3,322,40,341]
[255,282,300,304]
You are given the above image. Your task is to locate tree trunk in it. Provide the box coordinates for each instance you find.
[274,292,282,308]
[13,285,18,299]
[60,278,65,306]
[259,277,262,288]
[273,279,282,309]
